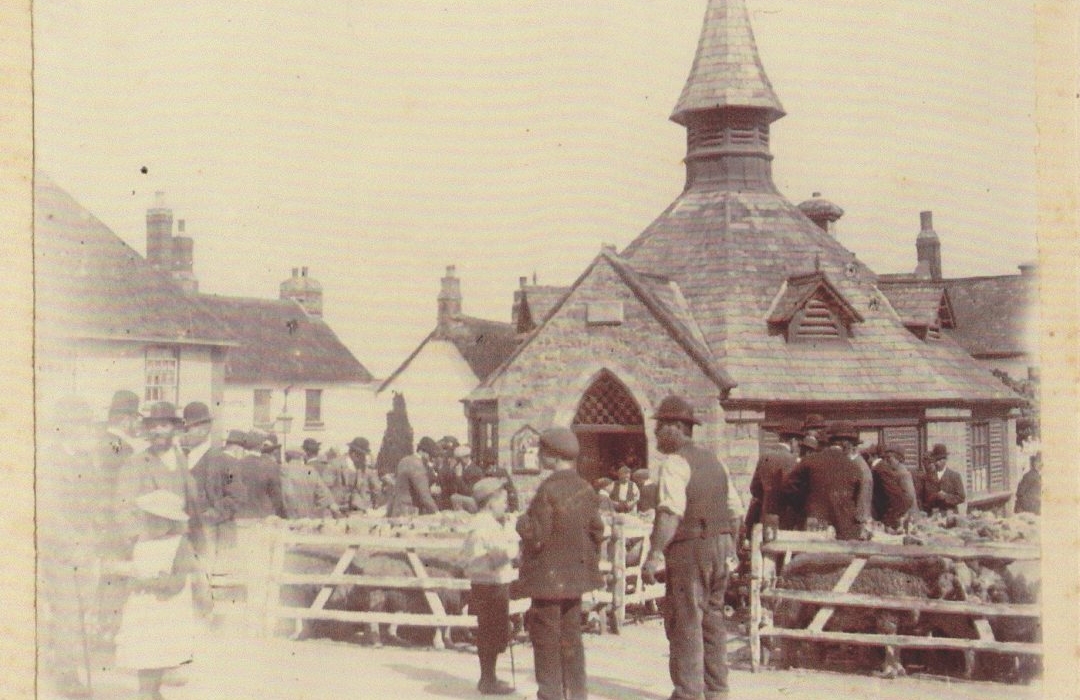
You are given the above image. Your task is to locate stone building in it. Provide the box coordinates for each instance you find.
[465,0,1025,505]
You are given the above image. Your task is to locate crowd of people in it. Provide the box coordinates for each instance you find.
[39,388,1041,700]
[37,389,528,698]
[741,414,977,542]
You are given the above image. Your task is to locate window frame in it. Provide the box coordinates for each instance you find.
[304,388,324,429]
[144,346,179,404]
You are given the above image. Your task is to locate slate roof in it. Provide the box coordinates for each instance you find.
[516,285,571,332]
[875,279,949,329]
[670,0,785,125]
[620,189,1021,406]
[34,174,235,347]
[380,315,519,393]
[942,275,1035,358]
[477,251,735,394]
[196,294,373,384]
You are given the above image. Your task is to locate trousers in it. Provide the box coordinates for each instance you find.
[663,535,732,700]
[527,598,586,700]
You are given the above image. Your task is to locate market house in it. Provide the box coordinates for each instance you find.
[465,0,1025,502]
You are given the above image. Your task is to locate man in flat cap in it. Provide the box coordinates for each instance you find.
[918,443,965,515]
[387,437,440,516]
[514,427,603,700]
[871,444,919,531]
[745,418,805,535]
[607,466,640,514]
[782,420,872,540]
[39,397,99,697]
[641,395,742,700]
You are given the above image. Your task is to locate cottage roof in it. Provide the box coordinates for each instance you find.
[380,315,518,393]
[620,189,1020,405]
[196,294,372,384]
[942,274,1035,358]
[670,0,785,125]
[34,174,235,347]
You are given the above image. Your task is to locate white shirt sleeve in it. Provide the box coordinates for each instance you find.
[725,460,745,516]
[656,453,691,517]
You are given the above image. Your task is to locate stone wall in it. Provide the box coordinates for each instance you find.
[486,258,723,504]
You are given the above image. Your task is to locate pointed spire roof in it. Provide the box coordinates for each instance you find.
[670,0,785,125]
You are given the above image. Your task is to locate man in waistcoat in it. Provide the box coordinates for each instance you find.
[745,418,804,534]
[642,395,743,700]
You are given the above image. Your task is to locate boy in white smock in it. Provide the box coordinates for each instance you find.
[460,477,519,695]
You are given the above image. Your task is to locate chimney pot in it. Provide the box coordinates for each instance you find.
[920,211,933,231]
[519,276,528,288]
[812,192,821,198]
[301,266,308,277]
[446,265,456,276]
[177,219,185,233]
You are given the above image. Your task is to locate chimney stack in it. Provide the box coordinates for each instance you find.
[512,276,530,328]
[915,210,942,281]
[280,266,323,316]
[146,191,173,269]
[437,265,462,335]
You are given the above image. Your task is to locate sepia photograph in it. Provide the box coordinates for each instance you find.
[25,1,1077,698]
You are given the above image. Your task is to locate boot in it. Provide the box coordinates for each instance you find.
[477,677,514,695]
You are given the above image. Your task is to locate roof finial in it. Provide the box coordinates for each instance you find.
[670,0,785,126]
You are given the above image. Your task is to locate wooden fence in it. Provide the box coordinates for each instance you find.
[748,524,1042,675]
[226,514,663,642]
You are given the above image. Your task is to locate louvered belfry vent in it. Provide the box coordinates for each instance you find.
[574,371,644,427]
[793,297,842,339]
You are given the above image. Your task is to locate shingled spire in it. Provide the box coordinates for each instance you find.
[672,0,785,192]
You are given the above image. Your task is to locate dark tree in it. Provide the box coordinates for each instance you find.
[374,391,414,476]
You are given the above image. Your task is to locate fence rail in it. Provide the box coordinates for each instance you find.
[748,524,1042,675]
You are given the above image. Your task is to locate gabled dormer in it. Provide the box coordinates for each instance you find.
[875,280,955,342]
[767,271,864,343]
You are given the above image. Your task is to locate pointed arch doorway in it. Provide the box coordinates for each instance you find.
[572,370,647,485]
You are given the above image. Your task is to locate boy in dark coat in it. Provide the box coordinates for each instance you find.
[918,444,966,515]
[514,427,603,700]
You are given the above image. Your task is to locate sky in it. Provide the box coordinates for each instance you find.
[33,0,1038,378]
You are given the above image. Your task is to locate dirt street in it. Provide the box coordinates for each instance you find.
[40,617,1042,700]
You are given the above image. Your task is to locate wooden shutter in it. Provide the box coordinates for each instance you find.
[882,425,920,466]
[989,419,1008,491]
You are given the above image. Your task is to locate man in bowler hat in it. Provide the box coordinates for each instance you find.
[782,420,873,540]
[387,437,441,516]
[514,427,603,700]
[745,418,805,533]
[918,444,966,514]
[642,395,742,700]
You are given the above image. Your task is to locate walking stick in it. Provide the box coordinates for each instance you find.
[507,617,516,690]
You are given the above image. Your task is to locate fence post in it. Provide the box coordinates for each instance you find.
[264,527,286,637]
[611,517,626,634]
[749,523,763,672]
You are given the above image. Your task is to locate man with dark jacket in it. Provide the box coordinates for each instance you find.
[1014,452,1041,515]
[871,444,919,530]
[514,427,603,700]
[781,420,873,540]
[918,443,966,515]
[387,437,441,516]
[745,418,804,533]
[641,395,742,700]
